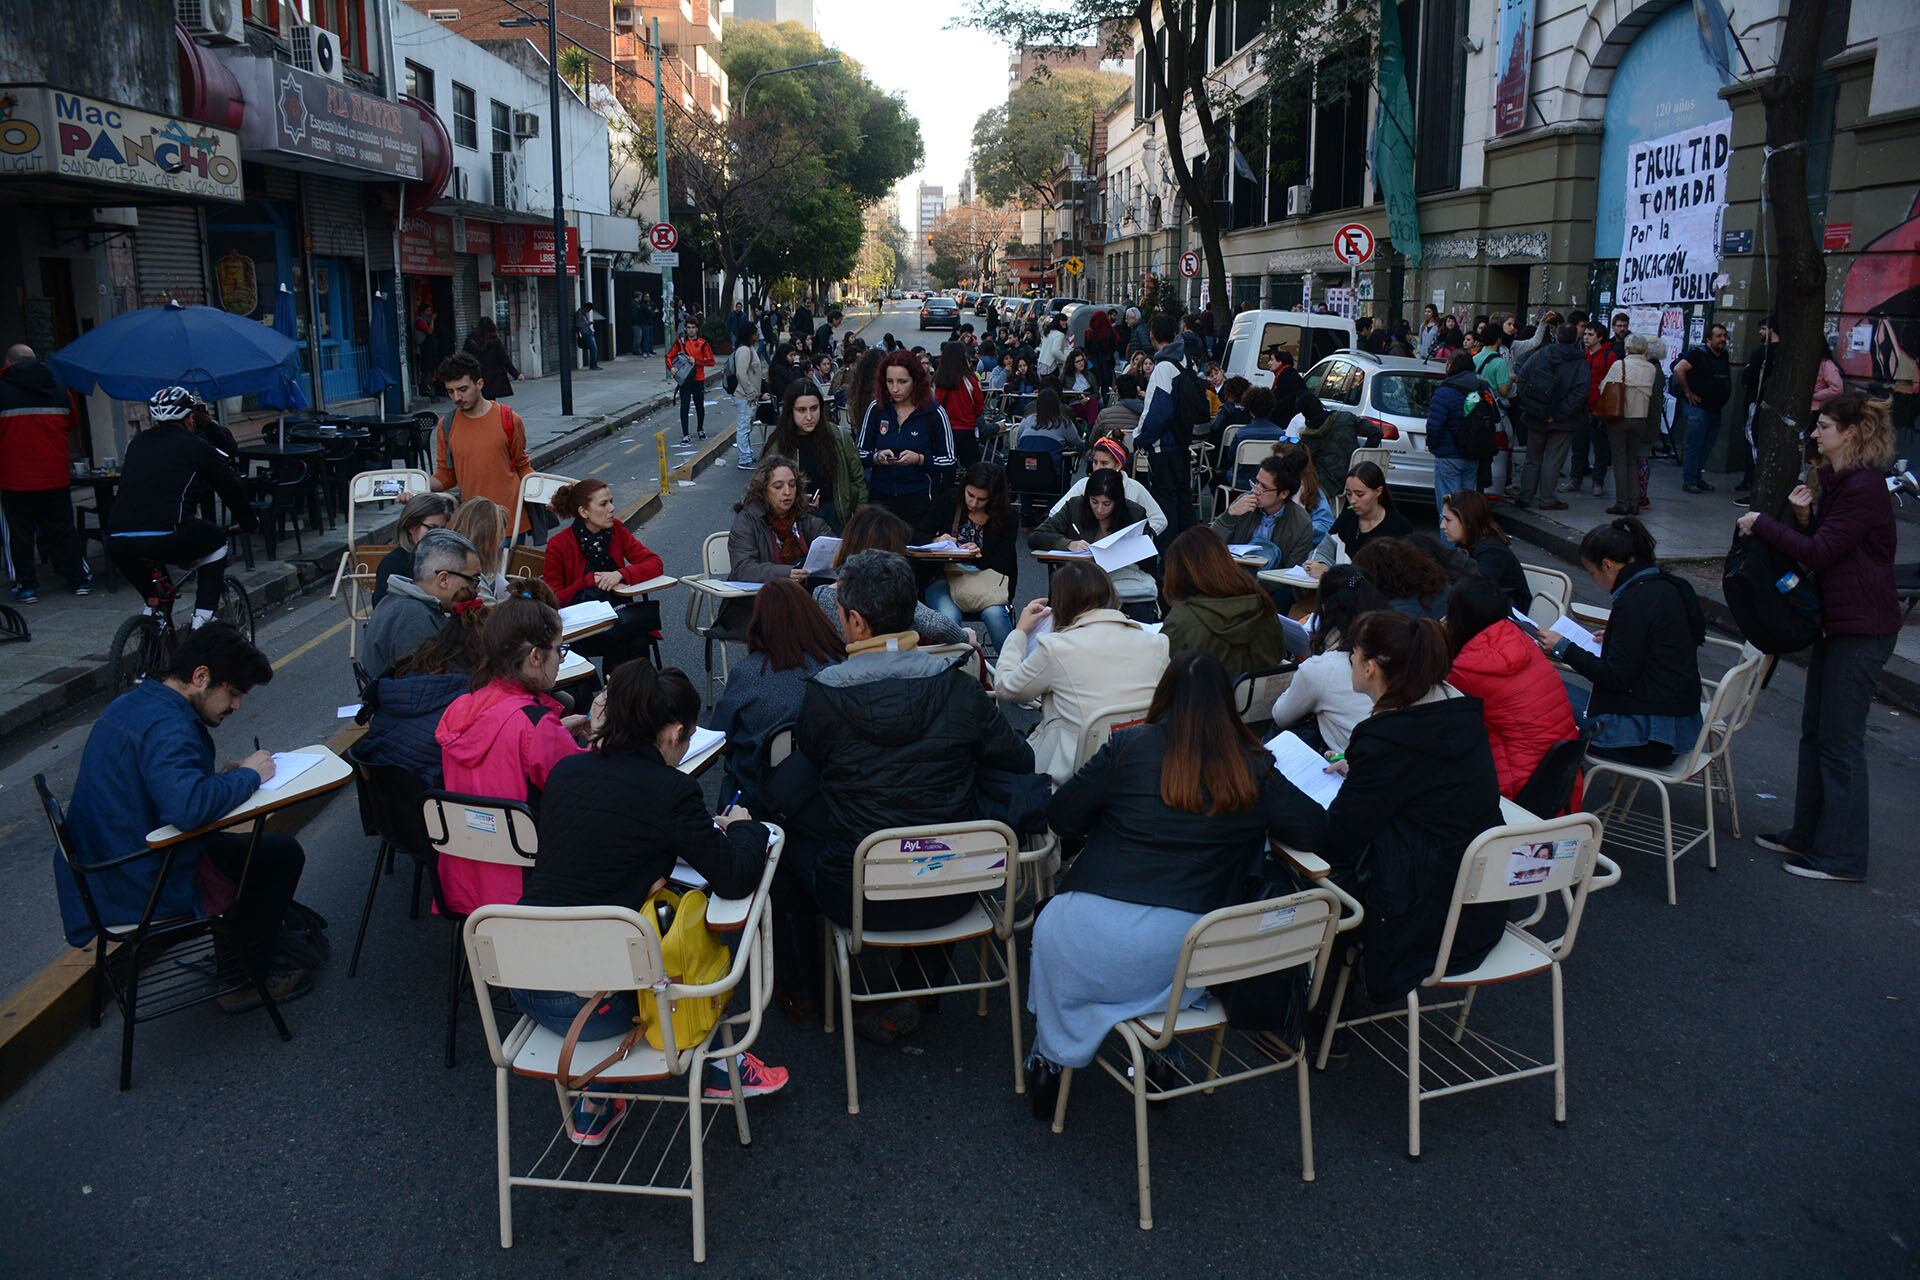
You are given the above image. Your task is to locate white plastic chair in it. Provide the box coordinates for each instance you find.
[1346,446,1391,475]
[421,792,540,1069]
[462,827,782,1262]
[1521,563,1573,630]
[1583,653,1765,905]
[822,821,1022,1116]
[503,471,575,576]
[1314,813,1618,1158]
[1071,701,1153,775]
[1213,437,1279,519]
[1700,638,1770,840]
[1050,881,1363,1229]
[330,467,431,658]
[681,531,742,704]
[922,639,990,689]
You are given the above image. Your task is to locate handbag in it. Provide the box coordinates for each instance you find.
[945,563,1008,613]
[1594,374,1625,419]
[670,352,696,386]
[552,887,733,1092]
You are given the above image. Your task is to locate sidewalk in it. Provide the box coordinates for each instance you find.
[1499,451,1920,710]
[0,356,683,745]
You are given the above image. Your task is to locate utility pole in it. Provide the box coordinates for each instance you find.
[652,17,673,323]
[544,0,572,415]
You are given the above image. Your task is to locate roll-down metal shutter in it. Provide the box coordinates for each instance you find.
[133,206,208,307]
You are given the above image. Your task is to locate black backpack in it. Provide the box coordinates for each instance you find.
[1459,385,1501,461]
[1168,364,1210,444]
[1723,531,1821,654]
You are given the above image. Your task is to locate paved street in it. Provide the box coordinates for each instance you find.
[1,304,1915,1276]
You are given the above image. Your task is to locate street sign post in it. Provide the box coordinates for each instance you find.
[1063,256,1084,277]
[1178,250,1199,278]
[1332,223,1375,321]
[647,222,679,253]
[649,250,680,268]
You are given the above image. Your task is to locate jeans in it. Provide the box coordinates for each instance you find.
[679,379,706,437]
[1785,632,1896,876]
[1431,456,1480,531]
[578,333,600,369]
[1680,401,1717,486]
[640,323,656,356]
[201,831,306,974]
[511,987,640,1038]
[1520,429,1574,505]
[924,577,1013,649]
[734,395,757,465]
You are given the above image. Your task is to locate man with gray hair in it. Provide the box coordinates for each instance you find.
[1124,306,1151,357]
[780,549,1033,1038]
[360,528,482,676]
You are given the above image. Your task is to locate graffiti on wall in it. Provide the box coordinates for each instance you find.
[1835,191,1920,407]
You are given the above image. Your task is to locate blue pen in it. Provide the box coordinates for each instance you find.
[719,789,741,817]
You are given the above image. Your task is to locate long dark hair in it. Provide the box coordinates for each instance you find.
[1077,466,1128,536]
[1148,650,1263,816]
[952,461,1011,538]
[1343,611,1451,712]
[1164,526,1275,611]
[593,660,700,756]
[1048,560,1118,629]
[933,341,971,391]
[1442,488,1508,548]
[767,379,828,460]
[747,578,843,670]
[834,503,910,568]
[1578,515,1657,568]
[1445,575,1512,657]
[875,349,932,411]
[469,596,562,692]
[848,347,884,427]
[1311,565,1391,657]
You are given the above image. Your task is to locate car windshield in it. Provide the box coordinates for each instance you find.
[1371,372,1442,417]
[927,299,956,310]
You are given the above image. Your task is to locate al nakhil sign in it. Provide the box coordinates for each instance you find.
[0,86,242,201]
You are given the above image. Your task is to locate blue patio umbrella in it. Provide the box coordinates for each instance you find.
[362,289,398,399]
[257,285,310,445]
[49,299,305,403]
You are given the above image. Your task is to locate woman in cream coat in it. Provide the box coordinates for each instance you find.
[993,561,1171,786]
[1599,333,1660,515]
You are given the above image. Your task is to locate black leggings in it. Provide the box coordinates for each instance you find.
[108,522,229,612]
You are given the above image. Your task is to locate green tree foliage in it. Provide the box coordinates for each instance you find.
[970,67,1130,207]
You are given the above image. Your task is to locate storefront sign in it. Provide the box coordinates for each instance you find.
[1617,119,1731,305]
[0,85,241,200]
[1494,0,1535,138]
[1823,221,1853,252]
[230,59,422,180]
[493,224,579,276]
[399,214,456,276]
[451,215,492,255]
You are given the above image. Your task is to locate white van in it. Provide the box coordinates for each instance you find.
[1220,310,1358,387]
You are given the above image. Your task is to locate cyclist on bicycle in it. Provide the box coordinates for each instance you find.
[107,386,257,628]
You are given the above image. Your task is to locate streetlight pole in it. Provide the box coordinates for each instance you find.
[652,17,671,324]
[501,0,572,415]
[739,56,840,117]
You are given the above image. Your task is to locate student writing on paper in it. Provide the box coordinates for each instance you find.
[434,598,591,915]
[542,478,666,674]
[809,506,968,645]
[1531,517,1704,768]
[55,624,315,1013]
[1024,652,1328,1115]
[1160,528,1290,684]
[1316,611,1507,1002]
[521,661,786,1139]
[993,562,1171,786]
[709,580,843,811]
[922,462,1020,649]
[1304,461,1412,579]
[1030,468,1159,618]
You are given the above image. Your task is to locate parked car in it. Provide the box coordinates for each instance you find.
[974,293,999,316]
[1220,309,1359,390]
[919,296,962,331]
[1300,351,1447,496]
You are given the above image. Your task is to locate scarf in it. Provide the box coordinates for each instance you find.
[767,511,807,565]
[575,523,617,573]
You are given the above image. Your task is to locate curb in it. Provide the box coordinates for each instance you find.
[0,389,680,748]
[1501,508,1920,715]
[0,413,720,1102]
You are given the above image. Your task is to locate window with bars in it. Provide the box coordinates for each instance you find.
[453,83,478,150]
[1412,0,1466,194]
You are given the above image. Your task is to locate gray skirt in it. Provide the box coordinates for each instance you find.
[1027,890,1207,1068]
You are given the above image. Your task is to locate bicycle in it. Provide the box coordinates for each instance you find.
[108,560,256,692]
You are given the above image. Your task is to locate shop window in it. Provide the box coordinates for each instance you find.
[453,83,478,150]
[491,101,512,153]
[405,61,434,108]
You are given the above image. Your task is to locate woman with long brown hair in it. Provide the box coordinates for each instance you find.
[371,491,455,605]
[541,477,666,671]
[1160,526,1290,681]
[708,579,843,809]
[766,379,866,532]
[1024,649,1329,1113]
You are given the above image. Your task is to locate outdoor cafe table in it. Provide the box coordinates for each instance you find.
[69,469,122,530]
[354,416,430,470]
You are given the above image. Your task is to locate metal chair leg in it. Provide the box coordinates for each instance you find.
[445,923,464,1069]
[348,839,389,978]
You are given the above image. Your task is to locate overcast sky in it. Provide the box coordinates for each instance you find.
[811,1,1013,219]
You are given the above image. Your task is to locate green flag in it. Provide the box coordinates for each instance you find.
[1374,0,1422,266]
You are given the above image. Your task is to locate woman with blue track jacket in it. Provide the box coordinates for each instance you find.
[858,349,957,539]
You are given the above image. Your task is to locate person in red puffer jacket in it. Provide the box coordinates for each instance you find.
[0,345,91,600]
[1444,576,1579,802]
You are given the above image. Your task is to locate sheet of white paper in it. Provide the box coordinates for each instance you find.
[683,725,726,765]
[1509,606,1542,633]
[336,704,361,719]
[1091,519,1155,573]
[557,600,618,630]
[801,536,842,575]
[671,858,709,890]
[256,752,324,793]
[907,540,956,552]
[1546,616,1604,658]
[1228,543,1263,557]
[1265,731,1344,809]
[1028,611,1053,640]
[718,580,765,593]
[1139,621,1163,634]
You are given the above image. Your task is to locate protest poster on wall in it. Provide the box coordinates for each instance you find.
[1617,119,1731,305]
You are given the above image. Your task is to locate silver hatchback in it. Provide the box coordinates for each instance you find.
[1301,352,1447,495]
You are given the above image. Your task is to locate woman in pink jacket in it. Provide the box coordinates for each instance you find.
[434,592,589,913]
[1443,575,1580,803]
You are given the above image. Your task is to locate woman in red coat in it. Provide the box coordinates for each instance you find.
[541,478,665,673]
[1444,575,1579,802]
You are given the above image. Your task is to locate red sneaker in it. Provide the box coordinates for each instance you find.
[705,1051,790,1099]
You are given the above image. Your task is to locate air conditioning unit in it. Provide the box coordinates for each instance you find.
[290,23,344,82]
[492,151,523,211]
[451,168,471,201]
[512,112,540,140]
[177,0,244,44]
[1285,184,1310,217]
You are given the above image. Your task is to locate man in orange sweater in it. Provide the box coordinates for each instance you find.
[430,351,532,535]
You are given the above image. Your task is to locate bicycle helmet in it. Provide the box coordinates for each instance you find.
[148,385,197,423]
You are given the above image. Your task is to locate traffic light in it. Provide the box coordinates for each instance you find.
[927,234,935,246]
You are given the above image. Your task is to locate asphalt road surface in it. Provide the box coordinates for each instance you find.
[1,301,1915,1277]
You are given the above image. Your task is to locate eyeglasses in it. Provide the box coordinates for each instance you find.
[440,568,480,586]
[550,643,572,661]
